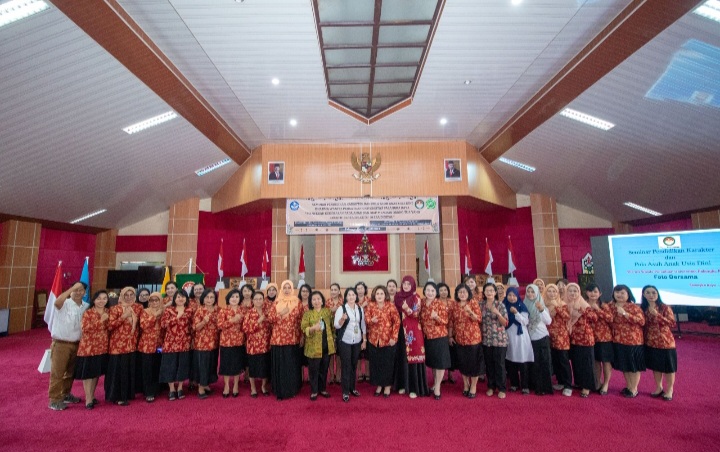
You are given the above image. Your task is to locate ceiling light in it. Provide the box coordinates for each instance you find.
[122,111,177,134]
[498,157,536,172]
[195,158,232,176]
[289,119,297,127]
[511,0,523,5]
[70,209,107,224]
[0,0,48,28]
[440,118,448,125]
[559,108,615,131]
[694,0,720,23]
[623,202,662,217]
[271,78,280,86]
[464,80,472,85]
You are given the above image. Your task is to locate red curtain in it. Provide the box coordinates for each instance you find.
[342,234,389,272]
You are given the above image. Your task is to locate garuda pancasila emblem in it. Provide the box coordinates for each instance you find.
[351,152,381,183]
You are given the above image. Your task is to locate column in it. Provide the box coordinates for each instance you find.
[612,221,633,234]
[399,233,417,281]
[440,197,461,288]
[166,197,200,277]
[0,220,41,334]
[315,235,331,289]
[530,194,562,283]
[691,210,720,230]
[93,229,117,295]
[271,200,288,283]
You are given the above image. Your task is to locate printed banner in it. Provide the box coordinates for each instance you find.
[286,197,440,235]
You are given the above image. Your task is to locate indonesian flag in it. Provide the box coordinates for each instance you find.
[44,261,63,332]
[218,239,224,279]
[508,236,517,275]
[298,244,306,280]
[240,239,248,279]
[215,239,226,290]
[483,237,494,276]
[261,240,269,280]
[464,236,473,275]
[424,239,430,275]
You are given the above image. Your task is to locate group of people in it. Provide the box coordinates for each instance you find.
[46,274,678,410]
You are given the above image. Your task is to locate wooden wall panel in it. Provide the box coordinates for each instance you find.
[212,149,263,213]
[465,142,517,210]
[213,141,517,213]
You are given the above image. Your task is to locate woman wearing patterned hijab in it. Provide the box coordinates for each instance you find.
[523,284,553,395]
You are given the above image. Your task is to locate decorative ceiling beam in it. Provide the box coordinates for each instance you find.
[51,0,251,165]
[478,0,705,163]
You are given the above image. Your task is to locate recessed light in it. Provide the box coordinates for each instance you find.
[464,80,472,85]
[511,0,522,5]
[195,158,232,176]
[559,108,615,131]
[498,157,536,172]
[289,119,297,127]
[623,202,662,217]
[271,78,280,86]
[694,0,720,23]
[0,0,49,28]
[123,111,178,134]
[440,118,448,125]
[70,209,107,224]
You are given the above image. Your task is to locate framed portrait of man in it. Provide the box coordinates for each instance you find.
[444,159,462,181]
[268,161,285,184]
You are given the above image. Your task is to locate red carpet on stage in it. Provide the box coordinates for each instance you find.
[1,328,718,452]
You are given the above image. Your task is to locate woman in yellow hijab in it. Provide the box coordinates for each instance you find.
[268,280,304,400]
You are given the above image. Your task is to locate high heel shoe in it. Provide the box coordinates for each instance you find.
[222,392,230,399]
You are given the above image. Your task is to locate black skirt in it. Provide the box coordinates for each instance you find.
[455,344,484,377]
[425,337,451,370]
[248,352,270,379]
[159,351,191,383]
[612,343,646,372]
[530,336,553,395]
[271,345,302,399]
[104,352,136,402]
[219,346,247,376]
[448,343,458,371]
[594,341,614,363]
[368,343,396,387]
[74,354,107,380]
[193,349,219,386]
[569,345,595,391]
[393,329,408,392]
[139,352,161,398]
[645,346,677,373]
[408,363,430,396]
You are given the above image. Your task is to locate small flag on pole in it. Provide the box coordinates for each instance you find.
[44,261,63,332]
[483,238,494,276]
[216,239,226,290]
[424,239,433,281]
[161,266,170,296]
[298,244,306,286]
[240,239,248,280]
[261,240,269,280]
[508,236,517,275]
[464,236,473,276]
[80,256,91,304]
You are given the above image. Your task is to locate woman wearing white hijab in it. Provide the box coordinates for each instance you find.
[523,284,553,395]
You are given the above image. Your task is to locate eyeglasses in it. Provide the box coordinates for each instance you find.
[124,292,135,297]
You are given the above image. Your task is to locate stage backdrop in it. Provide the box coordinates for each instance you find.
[342,234,389,272]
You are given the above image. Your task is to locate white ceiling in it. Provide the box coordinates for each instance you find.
[0,0,717,228]
[494,11,720,221]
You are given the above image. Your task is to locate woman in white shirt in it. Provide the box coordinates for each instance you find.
[524,284,553,395]
[334,288,367,403]
[504,287,534,394]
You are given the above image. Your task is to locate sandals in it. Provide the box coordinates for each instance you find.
[145,396,155,403]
